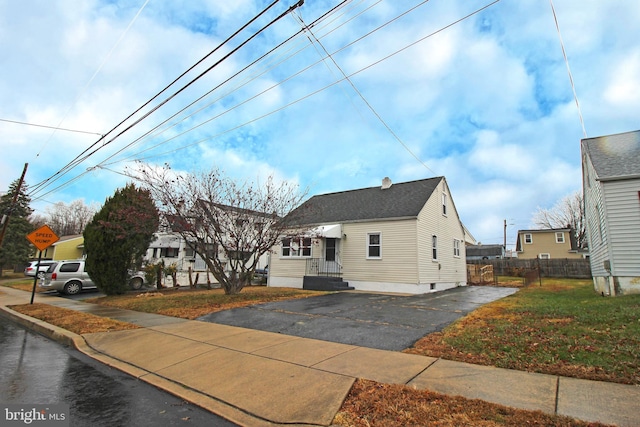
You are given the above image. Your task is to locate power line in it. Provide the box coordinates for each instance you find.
[292,7,437,175]
[114,0,502,166]
[34,0,150,157]
[0,118,102,136]
[29,0,289,198]
[549,0,587,138]
[31,0,502,200]
[29,0,307,201]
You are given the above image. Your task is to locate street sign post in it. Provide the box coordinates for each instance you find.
[26,225,59,304]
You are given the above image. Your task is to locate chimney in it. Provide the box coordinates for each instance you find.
[381,177,392,189]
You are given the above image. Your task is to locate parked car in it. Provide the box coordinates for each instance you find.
[40,260,146,295]
[24,260,56,278]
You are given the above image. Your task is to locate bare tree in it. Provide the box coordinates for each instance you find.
[532,191,586,249]
[135,163,307,295]
[45,200,99,236]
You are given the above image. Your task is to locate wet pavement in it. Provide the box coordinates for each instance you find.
[198,286,518,351]
[0,316,237,426]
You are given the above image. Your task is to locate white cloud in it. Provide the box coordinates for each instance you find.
[1,0,638,246]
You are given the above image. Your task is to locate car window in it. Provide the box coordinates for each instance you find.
[46,263,58,273]
[59,263,81,273]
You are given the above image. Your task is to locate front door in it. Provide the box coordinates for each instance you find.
[325,238,336,261]
[324,238,340,275]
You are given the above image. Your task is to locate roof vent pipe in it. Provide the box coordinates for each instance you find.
[381,177,392,189]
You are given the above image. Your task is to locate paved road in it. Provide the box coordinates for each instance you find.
[198,286,518,351]
[0,316,237,427]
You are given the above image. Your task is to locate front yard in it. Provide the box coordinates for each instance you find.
[3,275,632,426]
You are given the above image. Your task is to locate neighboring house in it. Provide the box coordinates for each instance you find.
[581,129,640,296]
[515,228,581,260]
[144,215,270,287]
[466,244,505,260]
[40,235,85,260]
[269,177,467,294]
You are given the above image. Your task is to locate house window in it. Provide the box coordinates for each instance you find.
[555,232,565,243]
[524,233,533,244]
[453,239,461,257]
[281,237,312,257]
[539,253,550,259]
[432,235,438,260]
[160,247,179,258]
[442,193,447,216]
[367,233,381,258]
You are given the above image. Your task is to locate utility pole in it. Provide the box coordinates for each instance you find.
[0,163,29,250]
[503,219,507,249]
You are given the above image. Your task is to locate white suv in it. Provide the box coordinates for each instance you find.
[24,260,56,278]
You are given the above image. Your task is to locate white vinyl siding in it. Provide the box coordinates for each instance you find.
[601,179,640,276]
[583,155,610,277]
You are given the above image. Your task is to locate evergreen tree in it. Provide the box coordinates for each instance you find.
[0,179,34,275]
[83,184,158,295]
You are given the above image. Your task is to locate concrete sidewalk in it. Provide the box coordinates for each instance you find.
[1,286,638,427]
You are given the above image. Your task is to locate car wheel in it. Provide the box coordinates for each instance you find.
[37,272,45,280]
[129,277,143,290]
[63,281,82,295]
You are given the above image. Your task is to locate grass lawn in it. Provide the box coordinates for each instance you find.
[84,285,323,319]
[1,275,627,426]
[406,278,640,385]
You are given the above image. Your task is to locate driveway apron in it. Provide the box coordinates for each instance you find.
[198,286,518,351]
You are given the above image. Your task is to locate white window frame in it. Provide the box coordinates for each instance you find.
[281,237,312,258]
[524,233,533,244]
[539,253,550,259]
[432,235,438,261]
[555,232,565,243]
[442,193,448,216]
[367,232,381,259]
[453,239,461,257]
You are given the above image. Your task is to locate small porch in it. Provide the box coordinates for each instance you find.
[303,258,353,291]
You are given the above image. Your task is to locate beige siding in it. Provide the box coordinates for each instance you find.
[517,231,581,259]
[416,179,467,284]
[268,238,319,279]
[341,219,419,283]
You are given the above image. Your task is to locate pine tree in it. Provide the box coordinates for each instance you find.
[0,179,34,275]
[83,184,159,295]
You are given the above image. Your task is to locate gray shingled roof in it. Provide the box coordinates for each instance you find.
[582,130,640,180]
[284,177,443,226]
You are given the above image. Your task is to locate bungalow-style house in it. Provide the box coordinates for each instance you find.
[515,228,582,260]
[581,129,640,295]
[466,244,505,260]
[39,234,85,260]
[268,177,468,294]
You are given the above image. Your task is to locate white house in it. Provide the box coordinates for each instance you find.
[581,129,640,295]
[268,177,468,294]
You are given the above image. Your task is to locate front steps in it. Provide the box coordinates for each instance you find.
[302,276,354,291]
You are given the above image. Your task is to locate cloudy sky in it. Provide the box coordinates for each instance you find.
[1,0,638,248]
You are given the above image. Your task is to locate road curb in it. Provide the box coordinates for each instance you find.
[0,304,324,427]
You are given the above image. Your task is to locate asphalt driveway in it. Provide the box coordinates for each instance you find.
[197,286,518,351]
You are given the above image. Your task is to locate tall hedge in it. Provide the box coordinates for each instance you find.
[83,184,158,295]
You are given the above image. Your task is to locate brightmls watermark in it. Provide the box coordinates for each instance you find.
[1,404,69,426]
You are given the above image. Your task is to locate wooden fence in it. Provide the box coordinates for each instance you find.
[467,264,496,285]
[467,258,591,279]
